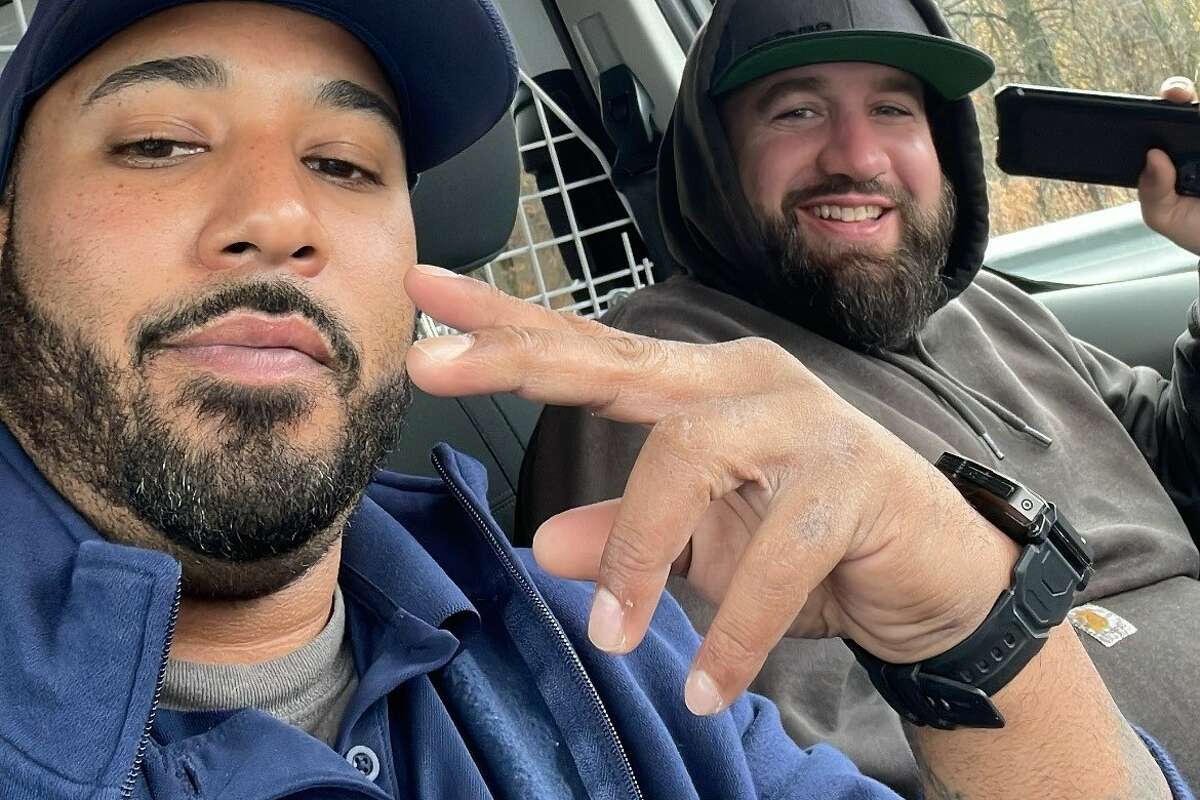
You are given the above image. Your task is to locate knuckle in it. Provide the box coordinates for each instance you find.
[733,337,796,374]
[562,310,611,336]
[706,618,767,670]
[650,411,715,456]
[489,324,556,355]
[603,519,672,585]
[600,335,671,374]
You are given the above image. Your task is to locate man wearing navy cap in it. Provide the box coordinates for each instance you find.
[0,1,1190,798]
[522,0,1200,796]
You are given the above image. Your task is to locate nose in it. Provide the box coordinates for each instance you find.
[814,110,891,184]
[197,143,330,278]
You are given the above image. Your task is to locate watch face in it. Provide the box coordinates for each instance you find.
[957,484,1041,541]
[937,454,1049,541]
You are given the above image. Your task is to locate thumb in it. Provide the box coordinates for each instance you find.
[1139,149,1177,212]
[532,499,619,581]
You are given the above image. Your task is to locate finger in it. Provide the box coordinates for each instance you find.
[532,499,618,580]
[405,263,613,337]
[408,327,793,423]
[583,411,741,654]
[1159,76,1197,104]
[589,391,808,657]
[684,493,847,716]
[1138,149,1177,218]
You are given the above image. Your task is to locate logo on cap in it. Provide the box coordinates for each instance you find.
[754,21,833,50]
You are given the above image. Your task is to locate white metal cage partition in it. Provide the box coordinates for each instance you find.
[420,69,657,339]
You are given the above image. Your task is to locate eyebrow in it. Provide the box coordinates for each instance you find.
[84,55,227,105]
[753,73,926,115]
[877,75,926,104]
[754,76,826,115]
[83,57,404,145]
[315,79,405,145]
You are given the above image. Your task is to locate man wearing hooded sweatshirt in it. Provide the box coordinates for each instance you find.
[519,0,1200,795]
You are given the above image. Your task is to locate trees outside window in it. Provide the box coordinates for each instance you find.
[944,0,1200,233]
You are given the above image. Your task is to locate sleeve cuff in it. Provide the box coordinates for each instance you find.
[1136,727,1195,800]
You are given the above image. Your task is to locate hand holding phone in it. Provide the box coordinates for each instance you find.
[995,82,1200,197]
[1139,78,1200,256]
[996,78,1200,255]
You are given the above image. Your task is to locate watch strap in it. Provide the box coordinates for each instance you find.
[849,508,1092,729]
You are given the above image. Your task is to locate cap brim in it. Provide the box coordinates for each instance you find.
[711,30,995,100]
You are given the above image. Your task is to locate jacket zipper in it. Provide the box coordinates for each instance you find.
[121,576,182,799]
[432,453,644,800]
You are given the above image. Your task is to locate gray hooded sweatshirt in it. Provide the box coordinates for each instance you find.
[518,0,1200,794]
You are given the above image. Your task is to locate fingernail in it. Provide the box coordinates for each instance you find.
[412,334,473,362]
[588,587,627,653]
[412,264,460,278]
[684,669,726,716]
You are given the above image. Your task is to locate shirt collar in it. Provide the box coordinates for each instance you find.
[339,493,478,632]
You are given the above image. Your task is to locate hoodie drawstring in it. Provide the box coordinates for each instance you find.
[911,338,1055,451]
[876,349,1007,460]
[877,339,1055,461]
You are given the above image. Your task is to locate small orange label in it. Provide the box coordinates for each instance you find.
[1069,604,1136,648]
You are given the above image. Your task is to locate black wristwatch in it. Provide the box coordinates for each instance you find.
[847,453,1095,730]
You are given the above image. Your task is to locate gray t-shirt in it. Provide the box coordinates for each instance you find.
[160,587,358,748]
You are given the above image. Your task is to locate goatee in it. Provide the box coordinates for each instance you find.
[0,212,413,598]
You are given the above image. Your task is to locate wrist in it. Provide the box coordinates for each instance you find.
[949,520,1022,653]
[849,454,1095,730]
[907,623,1165,800]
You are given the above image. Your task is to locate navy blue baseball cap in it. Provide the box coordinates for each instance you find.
[0,0,518,188]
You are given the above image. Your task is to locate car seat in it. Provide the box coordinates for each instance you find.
[388,112,543,539]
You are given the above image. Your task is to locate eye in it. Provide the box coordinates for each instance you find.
[873,104,914,117]
[111,138,206,166]
[302,156,382,186]
[776,106,819,121]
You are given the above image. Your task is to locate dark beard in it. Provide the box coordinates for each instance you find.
[758,176,957,352]
[0,218,412,598]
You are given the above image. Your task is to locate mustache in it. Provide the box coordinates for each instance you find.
[133,281,361,383]
[782,176,912,215]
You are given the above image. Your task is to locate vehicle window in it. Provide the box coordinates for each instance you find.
[0,0,30,51]
[941,0,1198,237]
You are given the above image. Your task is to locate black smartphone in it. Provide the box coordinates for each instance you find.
[994,84,1200,197]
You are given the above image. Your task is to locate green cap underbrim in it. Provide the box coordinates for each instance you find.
[711,30,995,100]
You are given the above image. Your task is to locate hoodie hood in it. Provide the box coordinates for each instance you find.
[657,0,992,318]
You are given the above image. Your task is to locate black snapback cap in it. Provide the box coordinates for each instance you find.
[711,0,994,100]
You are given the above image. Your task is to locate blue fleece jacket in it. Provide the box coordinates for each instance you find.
[0,425,1191,800]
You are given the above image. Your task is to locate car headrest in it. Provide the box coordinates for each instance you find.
[411,112,519,273]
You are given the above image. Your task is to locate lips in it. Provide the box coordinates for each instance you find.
[164,314,335,368]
